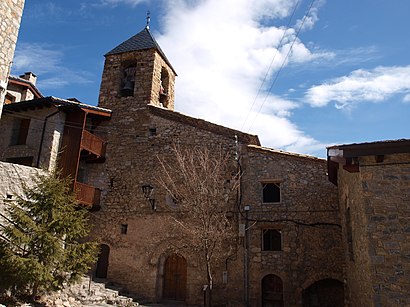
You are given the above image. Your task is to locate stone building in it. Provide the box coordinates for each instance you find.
[328,139,410,307]
[0,0,25,117]
[4,72,42,104]
[0,96,111,208]
[0,24,347,306]
[242,146,343,306]
[2,15,409,306]
[81,26,345,306]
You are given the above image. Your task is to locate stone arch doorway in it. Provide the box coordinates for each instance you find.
[162,253,187,301]
[302,278,344,307]
[262,274,284,307]
[95,244,110,278]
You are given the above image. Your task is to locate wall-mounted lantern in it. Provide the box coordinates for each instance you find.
[142,184,156,211]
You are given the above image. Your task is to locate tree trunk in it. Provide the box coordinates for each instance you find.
[206,259,213,307]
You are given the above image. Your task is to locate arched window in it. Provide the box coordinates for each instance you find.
[262,274,283,307]
[262,229,282,251]
[121,64,136,97]
[159,67,169,107]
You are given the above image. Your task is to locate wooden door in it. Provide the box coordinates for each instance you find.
[262,274,284,307]
[163,254,187,301]
[95,244,110,278]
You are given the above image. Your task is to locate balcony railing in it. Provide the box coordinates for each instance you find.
[81,130,106,158]
[75,181,101,209]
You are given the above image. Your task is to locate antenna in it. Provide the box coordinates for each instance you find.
[146,11,151,29]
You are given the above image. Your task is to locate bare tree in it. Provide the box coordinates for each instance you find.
[157,144,239,303]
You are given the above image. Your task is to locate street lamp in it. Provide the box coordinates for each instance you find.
[142,184,156,211]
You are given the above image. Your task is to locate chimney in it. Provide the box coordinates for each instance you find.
[20,72,37,85]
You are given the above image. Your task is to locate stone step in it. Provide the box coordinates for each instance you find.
[42,275,139,306]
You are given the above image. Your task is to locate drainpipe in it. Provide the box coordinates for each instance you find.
[36,110,60,168]
[244,205,250,307]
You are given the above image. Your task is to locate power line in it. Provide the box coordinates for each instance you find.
[247,0,318,132]
[241,0,302,131]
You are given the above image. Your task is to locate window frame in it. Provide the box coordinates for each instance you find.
[262,228,282,252]
[261,181,282,204]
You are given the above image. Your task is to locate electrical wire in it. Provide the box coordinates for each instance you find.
[241,0,301,131]
[247,0,318,132]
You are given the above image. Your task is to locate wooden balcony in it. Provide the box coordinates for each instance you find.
[75,181,101,210]
[81,130,106,161]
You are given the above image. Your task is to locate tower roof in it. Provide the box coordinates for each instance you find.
[105,27,177,75]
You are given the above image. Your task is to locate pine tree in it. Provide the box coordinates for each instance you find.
[0,171,98,299]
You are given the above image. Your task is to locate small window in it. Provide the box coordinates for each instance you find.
[149,127,157,136]
[6,156,34,167]
[10,118,31,145]
[121,224,128,234]
[5,94,15,104]
[262,182,281,203]
[262,229,282,251]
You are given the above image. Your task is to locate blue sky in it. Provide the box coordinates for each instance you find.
[12,0,410,157]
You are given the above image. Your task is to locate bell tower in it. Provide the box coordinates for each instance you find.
[98,22,177,112]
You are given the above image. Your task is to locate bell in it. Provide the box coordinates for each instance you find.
[121,81,134,96]
[122,80,134,91]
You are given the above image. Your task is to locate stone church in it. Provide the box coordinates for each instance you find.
[1,2,409,306]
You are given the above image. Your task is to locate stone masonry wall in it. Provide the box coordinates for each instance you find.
[0,107,65,170]
[98,49,175,112]
[88,107,250,305]
[242,147,344,307]
[339,153,410,307]
[337,164,373,306]
[0,0,25,116]
[0,161,42,217]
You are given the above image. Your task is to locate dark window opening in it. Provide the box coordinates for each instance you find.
[10,118,31,146]
[121,224,128,234]
[149,127,157,136]
[6,194,13,199]
[5,94,15,104]
[6,156,34,167]
[263,229,282,251]
[262,182,281,203]
[159,67,169,107]
[121,65,136,97]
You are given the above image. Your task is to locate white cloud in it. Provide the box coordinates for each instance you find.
[12,43,93,90]
[156,0,329,153]
[13,43,63,74]
[294,0,326,32]
[93,0,148,7]
[305,65,410,109]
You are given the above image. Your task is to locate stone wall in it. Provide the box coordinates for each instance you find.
[338,153,410,306]
[0,161,42,217]
[98,49,175,111]
[87,105,344,306]
[0,0,25,116]
[0,107,65,170]
[241,146,344,307]
[88,105,254,305]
